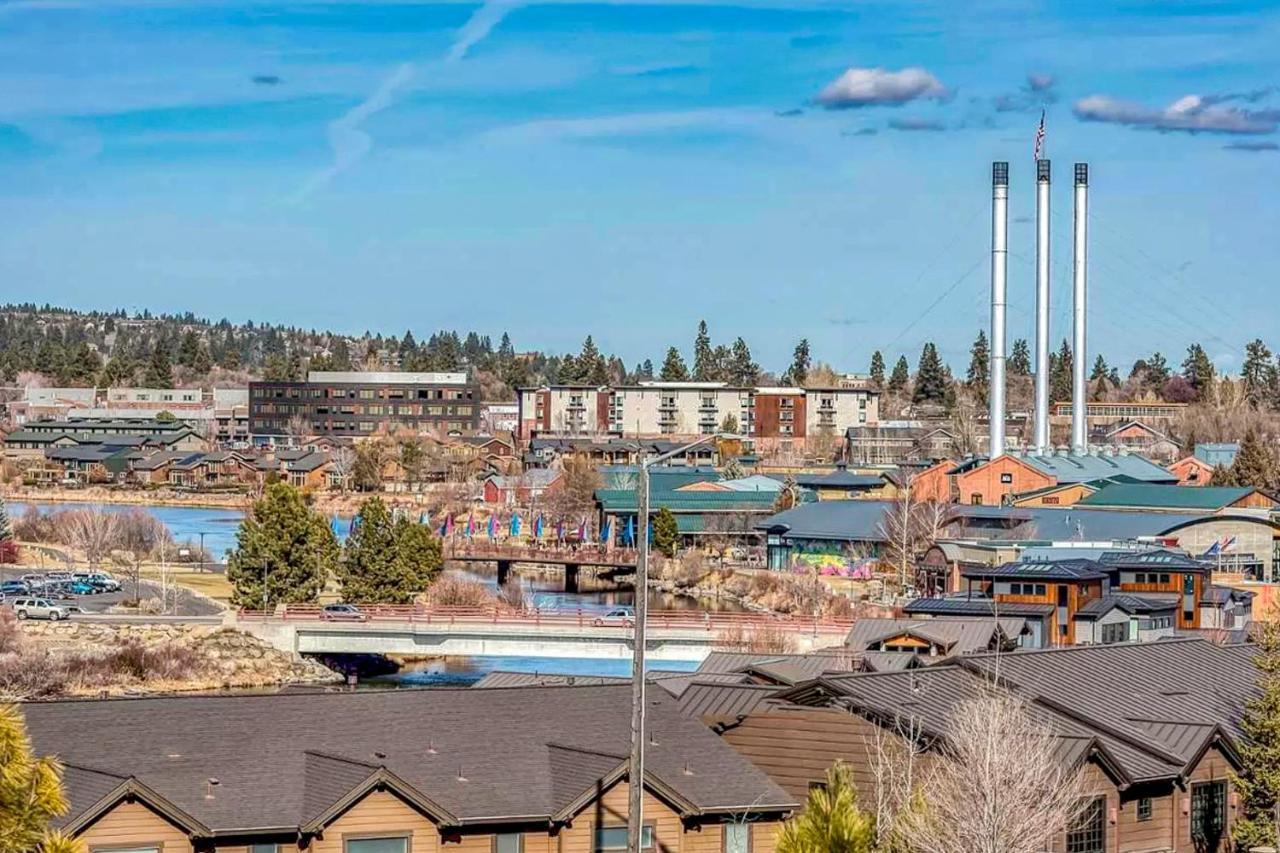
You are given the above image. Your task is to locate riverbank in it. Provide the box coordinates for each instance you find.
[5,619,342,699]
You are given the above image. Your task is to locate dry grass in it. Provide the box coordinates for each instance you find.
[714,623,798,654]
[419,575,497,608]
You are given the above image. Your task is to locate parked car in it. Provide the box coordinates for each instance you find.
[11,597,71,621]
[0,581,29,596]
[592,606,635,627]
[73,572,120,592]
[47,571,73,582]
[57,580,99,596]
[320,603,366,622]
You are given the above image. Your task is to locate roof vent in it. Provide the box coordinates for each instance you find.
[682,761,694,776]
[373,751,387,760]
[456,766,469,783]
[205,778,220,800]
[427,739,438,755]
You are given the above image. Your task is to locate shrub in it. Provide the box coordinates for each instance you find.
[497,576,528,610]
[421,575,496,608]
[714,623,798,654]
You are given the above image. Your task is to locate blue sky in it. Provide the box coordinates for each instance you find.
[1,0,1278,374]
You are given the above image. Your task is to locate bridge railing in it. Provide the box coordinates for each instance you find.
[237,603,854,634]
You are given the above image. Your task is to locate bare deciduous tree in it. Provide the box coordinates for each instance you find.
[329,445,356,492]
[892,691,1090,853]
[57,509,121,569]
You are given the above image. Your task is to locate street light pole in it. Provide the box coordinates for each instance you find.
[627,432,729,853]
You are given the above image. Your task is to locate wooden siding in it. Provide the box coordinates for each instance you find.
[312,790,440,853]
[81,801,192,853]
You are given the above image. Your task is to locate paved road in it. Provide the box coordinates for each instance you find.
[1,569,225,618]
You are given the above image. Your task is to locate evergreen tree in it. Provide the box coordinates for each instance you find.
[330,337,353,371]
[638,359,654,380]
[1209,464,1240,487]
[1242,339,1276,407]
[1009,338,1032,376]
[191,344,213,375]
[0,703,77,853]
[692,320,715,381]
[0,501,13,563]
[338,497,443,604]
[727,337,759,386]
[226,482,337,608]
[1049,338,1072,404]
[1090,354,1110,382]
[888,356,910,392]
[576,336,608,385]
[144,341,174,387]
[966,331,990,404]
[869,351,885,387]
[1232,618,1280,851]
[659,347,689,381]
[651,507,680,558]
[912,342,947,404]
[786,339,812,386]
[177,330,201,368]
[719,413,740,434]
[0,501,11,542]
[777,762,875,853]
[1229,428,1277,491]
[1181,343,1215,399]
[1145,351,1170,393]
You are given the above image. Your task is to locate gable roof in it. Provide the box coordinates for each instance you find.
[843,617,1024,654]
[755,500,893,543]
[1014,451,1176,484]
[23,684,796,835]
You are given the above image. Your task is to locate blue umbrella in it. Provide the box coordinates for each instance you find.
[602,518,612,545]
[623,516,635,547]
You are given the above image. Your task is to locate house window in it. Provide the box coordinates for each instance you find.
[1000,473,1013,484]
[1136,797,1152,821]
[595,826,653,852]
[1191,781,1226,849]
[495,833,523,853]
[346,838,408,853]
[723,823,750,853]
[1066,796,1106,852]
[251,845,280,853]
[1100,622,1128,644]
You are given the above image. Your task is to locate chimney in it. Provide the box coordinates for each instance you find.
[988,162,1009,459]
[1033,159,1051,454]
[1071,163,1089,454]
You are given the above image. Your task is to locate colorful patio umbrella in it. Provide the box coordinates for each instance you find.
[534,514,544,540]
[622,516,634,547]
[601,518,612,545]
[510,513,522,537]
[488,514,497,540]
[466,513,476,539]
[576,519,587,543]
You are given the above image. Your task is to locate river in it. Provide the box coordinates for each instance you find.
[9,499,735,683]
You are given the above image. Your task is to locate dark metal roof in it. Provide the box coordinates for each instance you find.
[754,500,893,543]
[962,558,1108,581]
[902,596,1056,618]
[1075,593,1179,618]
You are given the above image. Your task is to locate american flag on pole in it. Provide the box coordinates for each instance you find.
[1034,109,1046,161]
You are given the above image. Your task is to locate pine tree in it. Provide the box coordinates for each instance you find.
[192,344,213,375]
[719,413,739,434]
[660,347,689,381]
[652,507,680,558]
[966,331,990,405]
[869,351,885,387]
[338,497,442,604]
[1090,354,1110,382]
[1232,618,1280,851]
[727,337,759,385]
[777,762,875,853]
[144,341,174,387]
[912,342,947,404]
[1145,351,1170,393]
[692,320,715,381]
[1243,339,1276,407]
[1230,428,1277,491]
[888,356,910,392]
[0,703,74,853]
[1181,343,1215,399]
[1049,338,1072,404]
[177,330,201,367]
[786,339,812,386]
[1009,338,1032,376]
[226,482,337,608]
[577,336,608,385]
[639,359,654,380]
[0,501,14,563]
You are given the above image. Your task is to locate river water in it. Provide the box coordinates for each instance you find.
[9,499,733,683]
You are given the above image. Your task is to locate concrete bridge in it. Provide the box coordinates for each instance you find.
[443,543,638,592]
[233,606,852,662]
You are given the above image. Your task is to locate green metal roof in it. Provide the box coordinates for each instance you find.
[1075,483,1263,511]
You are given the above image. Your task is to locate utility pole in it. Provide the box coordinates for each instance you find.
[627,461,649,853]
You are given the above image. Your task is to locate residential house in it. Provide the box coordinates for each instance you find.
[1092,420,1181,462]
[844,423,955,466]
[843,616,1027,658]
[23,685,796,853]
[483,469,563,506]
[167,452,262,489]
[1196,443,1240,469]
[722,640,1250,853]
[776,465,900,500]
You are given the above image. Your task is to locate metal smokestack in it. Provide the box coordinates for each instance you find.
[1033,159,1051,454]
[988,162,1008,459]
[1071,163,1089,454]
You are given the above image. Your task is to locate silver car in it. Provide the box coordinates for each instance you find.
[11,597,71,621]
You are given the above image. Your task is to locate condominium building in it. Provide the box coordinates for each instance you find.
[516,381,878,450]
[249,371,480,439]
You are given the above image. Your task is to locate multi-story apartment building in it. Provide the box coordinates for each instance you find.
[249,371,480,440]
[516,381,878,451]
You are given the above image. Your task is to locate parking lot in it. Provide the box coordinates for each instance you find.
[0,568,224,618]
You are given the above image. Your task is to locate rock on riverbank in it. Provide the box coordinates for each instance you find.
[14,621,341,696]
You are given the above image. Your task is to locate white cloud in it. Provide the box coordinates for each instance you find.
[479,108,765,144]
[815,66,949,109]
[1073,93,1280,135]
